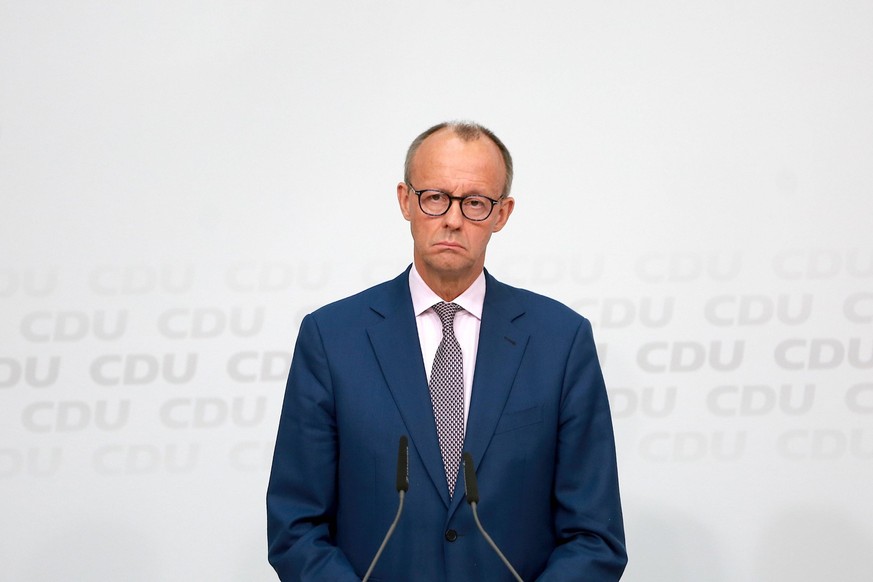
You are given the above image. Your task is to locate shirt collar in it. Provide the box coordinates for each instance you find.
[409,264,486,320]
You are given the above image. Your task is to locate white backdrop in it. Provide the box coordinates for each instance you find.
[2,1,872,580]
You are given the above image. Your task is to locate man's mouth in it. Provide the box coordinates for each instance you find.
[434,241,463,249]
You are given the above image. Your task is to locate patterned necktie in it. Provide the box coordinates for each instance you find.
[429,302,465,497]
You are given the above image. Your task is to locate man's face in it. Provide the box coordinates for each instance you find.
[397,129,514,289]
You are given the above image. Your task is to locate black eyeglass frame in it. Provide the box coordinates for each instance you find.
[405,183,504,222]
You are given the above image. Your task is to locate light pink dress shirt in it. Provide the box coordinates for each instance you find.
[408,265,485,430]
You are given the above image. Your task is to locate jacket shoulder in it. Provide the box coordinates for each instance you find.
[306,270,409,328]
[486,273,589,329]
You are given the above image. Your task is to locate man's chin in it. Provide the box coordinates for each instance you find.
[425,259,482,279]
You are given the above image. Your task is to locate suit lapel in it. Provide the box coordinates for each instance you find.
[366,270,451,506]
[449,272,529,516]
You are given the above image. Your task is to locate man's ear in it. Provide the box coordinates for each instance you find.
[491,196,515,232]
[397,182,412,221]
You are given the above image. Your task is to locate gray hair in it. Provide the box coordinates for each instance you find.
[403,121,514,198]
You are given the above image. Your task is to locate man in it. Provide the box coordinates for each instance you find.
[267,122,627,581]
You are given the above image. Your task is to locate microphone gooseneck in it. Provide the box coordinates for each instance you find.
[362,436,409,582]
[462,452,524,582]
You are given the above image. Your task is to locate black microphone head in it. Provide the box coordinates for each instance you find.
[462,451,479,504]
[396,435,409,492]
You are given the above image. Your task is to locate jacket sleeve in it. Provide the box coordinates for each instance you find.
[536,319,628,581]
[266,314,361,581]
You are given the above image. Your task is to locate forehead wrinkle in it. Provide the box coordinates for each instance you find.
[415,173,496,198]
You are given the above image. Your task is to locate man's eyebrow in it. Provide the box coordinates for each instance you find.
[419,184,491,197]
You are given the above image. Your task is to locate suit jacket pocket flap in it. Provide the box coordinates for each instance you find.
[494,405,542,434]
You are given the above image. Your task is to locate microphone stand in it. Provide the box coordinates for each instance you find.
[463,452,523,582]
[362,436,409,582]
[362,490,405,582]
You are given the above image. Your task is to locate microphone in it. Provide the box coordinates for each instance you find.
[362,436,409,582]
[462,452,523,582]
[462,450,479,503]
[396,435,409,493]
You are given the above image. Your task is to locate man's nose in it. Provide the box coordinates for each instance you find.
[443,200,465,227]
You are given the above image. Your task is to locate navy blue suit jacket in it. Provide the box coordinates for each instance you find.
[267,268,626,581]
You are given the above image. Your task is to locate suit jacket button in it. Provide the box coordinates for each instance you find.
[445,529,458,542]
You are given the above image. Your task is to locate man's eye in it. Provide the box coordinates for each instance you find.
[425,193,445,203]
[465,198,484,208]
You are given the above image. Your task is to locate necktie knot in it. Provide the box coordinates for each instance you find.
[432,302,462,334]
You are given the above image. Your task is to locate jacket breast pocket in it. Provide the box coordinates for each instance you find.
[494,405,542,434]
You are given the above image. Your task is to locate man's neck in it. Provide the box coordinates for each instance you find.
[414,265,482,302]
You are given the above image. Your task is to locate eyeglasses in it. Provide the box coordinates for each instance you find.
[406,183,502,221]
